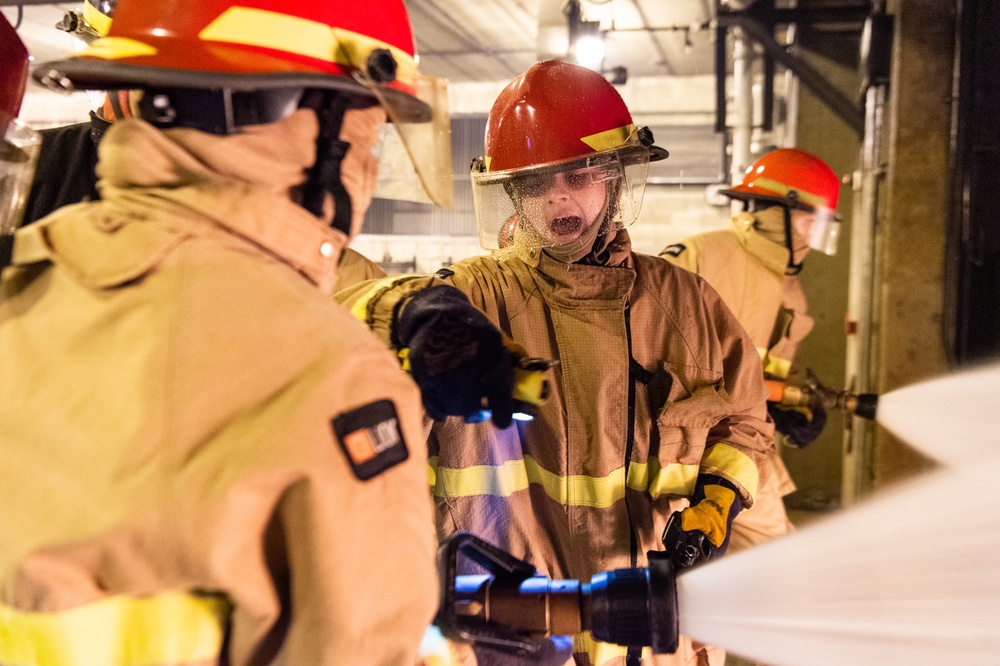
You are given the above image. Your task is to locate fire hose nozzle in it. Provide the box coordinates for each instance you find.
[436,532,678,655]
[765,370,879,420]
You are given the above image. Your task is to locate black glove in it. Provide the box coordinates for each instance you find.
[767,401,827,448]
[396,285,515,428]
[662,474,743,569]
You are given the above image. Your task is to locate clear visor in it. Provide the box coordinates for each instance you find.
[0,119,41,237]
[806,206,840,255]
[471,148,650,252]
[356,72,453,209]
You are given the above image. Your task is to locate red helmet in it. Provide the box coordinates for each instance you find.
[33,0,428,122]
[472,60,667,253]
[0,13,29,132]
[483,59,667,173]
[724,148,842,256]
[722,147,840,212]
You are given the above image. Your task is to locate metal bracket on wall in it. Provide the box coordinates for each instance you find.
[715,0,870,136]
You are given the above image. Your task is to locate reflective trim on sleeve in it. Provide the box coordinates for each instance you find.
[762,352,792,380]
[699,442,761,501]
[430,456,701,508]
[645,459,700,499]
[348,275,416,326]
[428,456,438,488]
[0,591,231,666]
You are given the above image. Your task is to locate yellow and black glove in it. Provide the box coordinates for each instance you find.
[662,474,743,569]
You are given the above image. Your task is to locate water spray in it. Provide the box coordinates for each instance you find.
[435,362,1000,664]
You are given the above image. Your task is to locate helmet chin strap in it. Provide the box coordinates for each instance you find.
[300,91,352,234]
[781,190,805,275]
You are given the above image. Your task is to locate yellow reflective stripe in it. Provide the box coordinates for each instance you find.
[428,456,438,488]
[432,456,702,507]
[349,275,414,325]
[0,591,230,666]
[646,459,700,499]
[763,352,792,379]
[434,456,626,508]
[77,37,158,61]
[573,631,652,665]
[82,2,112,37]
[198,7,418,85]
[750,176,826,209]
[701,442,760,501]
[580,123,637,153]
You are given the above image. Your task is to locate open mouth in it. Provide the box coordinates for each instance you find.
[550,216,583,237]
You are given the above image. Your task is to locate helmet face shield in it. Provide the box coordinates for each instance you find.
[472,148,649,252]
[0,120,41,238]
[358,71,453,208]
[806,206,841,255]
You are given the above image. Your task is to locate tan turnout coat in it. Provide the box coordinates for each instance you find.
[660,212,815,549]
[0,118,436,666]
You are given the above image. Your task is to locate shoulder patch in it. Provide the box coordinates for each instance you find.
[332,400,408,480]
[660,243,687,258]
[433,268,455,279]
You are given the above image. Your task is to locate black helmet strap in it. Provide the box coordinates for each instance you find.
[299,90,352,234]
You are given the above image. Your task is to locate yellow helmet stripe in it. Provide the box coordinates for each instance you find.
[580,123,636,153]
[83,0,113,37]
[77,36,158,61]
[198,7,418,85]
[0,592,230,666]
[748,176,826,209]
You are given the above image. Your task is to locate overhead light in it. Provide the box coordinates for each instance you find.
[565,0,605,71]
[574,34,605,68]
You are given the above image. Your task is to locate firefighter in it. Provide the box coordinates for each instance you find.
[659,147,842,552]
[22,0,384,289]
[22,0,124,223]
[0,1,492,663]
[338,60,773,666]
[0,13,40,270]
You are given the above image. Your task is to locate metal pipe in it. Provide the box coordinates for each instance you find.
[842,82,887,506]
[731,27,754,203]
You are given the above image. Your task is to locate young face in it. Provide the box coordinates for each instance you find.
[790,209,817,258]
[515,166,610,246]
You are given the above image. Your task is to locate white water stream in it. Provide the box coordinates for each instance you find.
[675,362,1000,664]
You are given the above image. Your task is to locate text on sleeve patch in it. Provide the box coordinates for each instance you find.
[332,399,409,480]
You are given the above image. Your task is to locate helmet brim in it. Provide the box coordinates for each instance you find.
[649,144,669,163]
[32,55,431,123]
